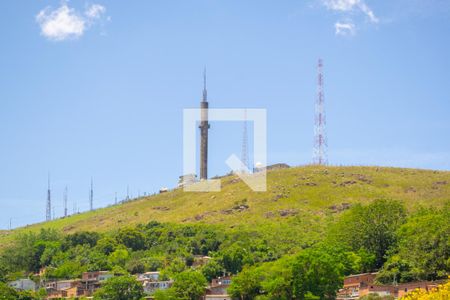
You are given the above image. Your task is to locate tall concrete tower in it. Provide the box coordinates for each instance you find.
[199,68,210,180]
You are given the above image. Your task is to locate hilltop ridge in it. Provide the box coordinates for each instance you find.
[1,165,449,249]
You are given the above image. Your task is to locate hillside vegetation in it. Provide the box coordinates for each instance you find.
[1,165,450,248]
[0,166,449,299]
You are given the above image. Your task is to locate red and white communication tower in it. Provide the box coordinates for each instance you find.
[313,59,328,165]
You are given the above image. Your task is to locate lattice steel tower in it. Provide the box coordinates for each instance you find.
[313,59,328,165]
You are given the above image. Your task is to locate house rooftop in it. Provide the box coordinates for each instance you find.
[345,272,378,278]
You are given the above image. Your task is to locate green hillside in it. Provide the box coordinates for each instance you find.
[1,165,449,300]
[1,165,449,248]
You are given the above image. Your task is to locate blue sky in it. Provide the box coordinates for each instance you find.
[0,0,450,228]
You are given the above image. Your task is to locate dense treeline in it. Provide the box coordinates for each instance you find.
[0,199,448,299]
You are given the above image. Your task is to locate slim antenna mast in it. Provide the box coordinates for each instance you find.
[89,178,94,211]
[46,173,52,221]
[313,59,328,165]
[203,67,207,102]
[64,186,68,217]
[241,109,249,173]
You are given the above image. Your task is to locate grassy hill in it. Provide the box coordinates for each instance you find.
[1,165,449,250]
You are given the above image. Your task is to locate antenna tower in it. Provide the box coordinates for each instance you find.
[46,174,52,221]
[89,178,94,211]
[313,59,328,165]
[64,186,68,217]
[199,67,210,180]
[241,109,249,173]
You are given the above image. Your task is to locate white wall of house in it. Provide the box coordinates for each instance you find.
[8,279,36,291]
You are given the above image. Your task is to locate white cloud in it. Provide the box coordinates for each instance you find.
[323,0,378,23]
[85,4,106,19]
[335,22,356,36]
[36,3,107,41]
[324,0,360,11]
[358,2,379,23]
[36,5,85,41]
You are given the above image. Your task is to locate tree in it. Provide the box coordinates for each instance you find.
[16,290,41,300]
[0,282,18,300]
[93,275,144,300]
[330,199,406,268]
[170,270,207,300]
[86,251,110,272]
[228,267,263,300]
[0,263,8,283]
[153,288,177,300]
[44,260,86,279]
[377,206,450,283]
[260,256,295,300]
[115,228,146,251]
[162,257,186,277]
[292,248,343,300]
[63,231,100,249]
[1,229,60,273]
[125,256,146,274]
[108,247,130,267]
[220,243,252,274]
[0,283,41,299]
[39,241,61,267]
[95,237,118,255]
[201,259,223,282]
